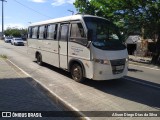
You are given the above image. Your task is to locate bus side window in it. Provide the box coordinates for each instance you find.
[47,24,57,40]
[28,27,32,38]
[71,23,85,38]
[39,25,47,39]
[39,26,45,39]
[59,24,69,41]
[32,26,38,39]
[70,23,87,45]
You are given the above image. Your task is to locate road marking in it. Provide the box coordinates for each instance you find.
[129,64,160,71]
[124,77,160,89]
[7,59,91,120]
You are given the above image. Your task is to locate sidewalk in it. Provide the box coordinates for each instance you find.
[0,57,74,119]
[129,55,152,64]
[128,55,160,71]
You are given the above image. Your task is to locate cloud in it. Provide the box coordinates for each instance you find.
[0,23,26,31]
[29,0,47,3]
[51,0,75,6]
[67,0,75,4]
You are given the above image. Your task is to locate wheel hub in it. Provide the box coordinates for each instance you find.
[73,68,80,79]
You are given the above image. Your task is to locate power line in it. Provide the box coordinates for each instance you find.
[13,0,52,19]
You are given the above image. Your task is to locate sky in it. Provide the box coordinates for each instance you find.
[0,0,77,31]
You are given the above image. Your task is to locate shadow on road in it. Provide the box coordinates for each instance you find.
[36,62,72,78]
[128,68,143,72]
[83,78,160,110]
[38,62,160,110]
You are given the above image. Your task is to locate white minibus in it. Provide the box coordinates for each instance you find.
[27,14,128,82]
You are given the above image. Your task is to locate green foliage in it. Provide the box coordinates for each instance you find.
[4,27,27,37]
[74,0,160,40]
[0,54,7,59]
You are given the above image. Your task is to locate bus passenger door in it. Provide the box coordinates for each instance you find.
[59,23,69,69]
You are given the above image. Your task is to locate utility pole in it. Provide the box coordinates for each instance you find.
[0,0,7,39]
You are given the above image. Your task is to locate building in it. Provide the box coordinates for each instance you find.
[126,35,154,57]
[126,35,141,55]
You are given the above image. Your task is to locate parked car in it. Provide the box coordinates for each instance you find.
[4,37,12,43]
[11,38,24,46]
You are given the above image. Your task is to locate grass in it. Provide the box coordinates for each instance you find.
[0,54,7,59]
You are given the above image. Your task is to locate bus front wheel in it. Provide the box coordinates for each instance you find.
[36,54,43,65]
[71,63,84,82]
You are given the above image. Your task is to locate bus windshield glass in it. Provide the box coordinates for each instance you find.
[84,17,126,50]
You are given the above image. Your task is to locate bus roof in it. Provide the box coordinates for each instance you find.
[29,14,107,27]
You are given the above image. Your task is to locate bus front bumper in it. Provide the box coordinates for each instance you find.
[92,62,128,80]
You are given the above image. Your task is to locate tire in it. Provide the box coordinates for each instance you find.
[71,63,84,82]
[36,54,43,65]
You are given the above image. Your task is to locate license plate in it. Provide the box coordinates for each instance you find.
[115,65,124,70]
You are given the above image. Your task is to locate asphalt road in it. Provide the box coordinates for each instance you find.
[0,40,160,120]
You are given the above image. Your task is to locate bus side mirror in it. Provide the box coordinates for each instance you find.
[87,29,93,41]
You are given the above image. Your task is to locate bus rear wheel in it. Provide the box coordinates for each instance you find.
[71,63,84,82]
[36,54,43,65]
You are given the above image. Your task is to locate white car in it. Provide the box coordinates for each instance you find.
[4,37,12,43]
[11,38,24,46]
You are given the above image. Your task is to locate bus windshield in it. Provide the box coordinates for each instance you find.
[84,17,126,50]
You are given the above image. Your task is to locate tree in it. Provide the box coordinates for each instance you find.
[4,27,27,38]
[74,0,160,65]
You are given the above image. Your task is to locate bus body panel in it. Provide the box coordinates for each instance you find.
[27,39,41,61]
[59,41,68,69]
[91,44,128,60]
[27,46,37,61]
[68,42,93,78]
[28,39,59,67]
[41,40,59,67]
[68,42,90,60]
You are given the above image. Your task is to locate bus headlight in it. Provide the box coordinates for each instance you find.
[126,57,129,62]
[94,58,110,65]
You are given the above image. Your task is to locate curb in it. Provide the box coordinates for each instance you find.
[7,59,90,120]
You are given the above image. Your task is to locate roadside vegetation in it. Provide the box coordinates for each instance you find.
[4,27,27,38]
[0,54,7,59]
